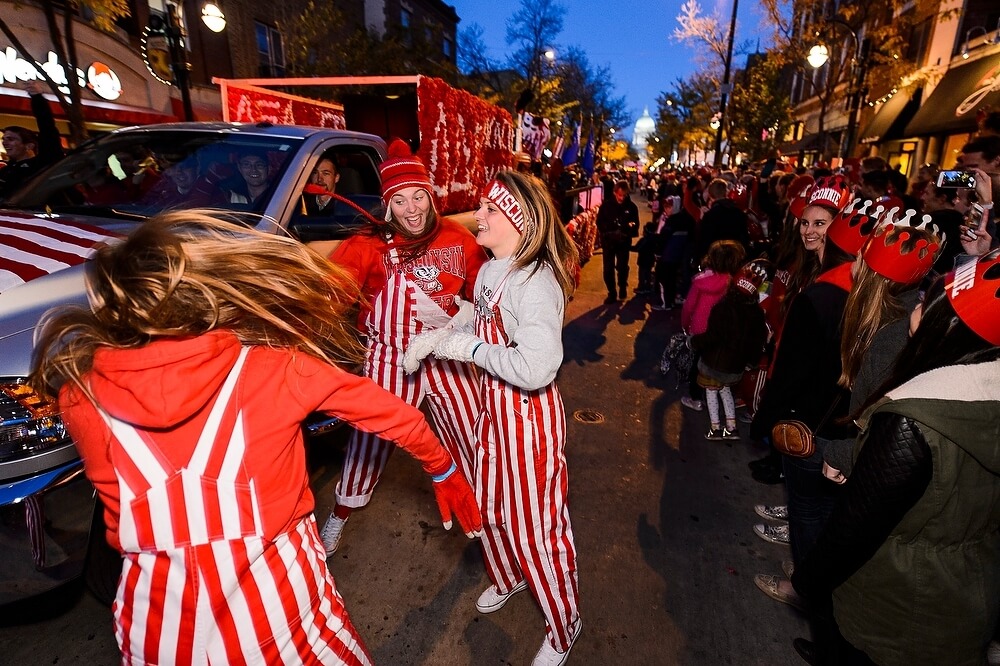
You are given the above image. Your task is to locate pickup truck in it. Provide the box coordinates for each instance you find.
[0,121,388,606]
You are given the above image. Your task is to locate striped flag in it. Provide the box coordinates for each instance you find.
[0,214,120,293]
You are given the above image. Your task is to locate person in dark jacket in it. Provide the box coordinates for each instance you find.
[694,178,751,263]
[596,180,640,303]
[792,249,1000,666]
[654,196,694,310]
[689,261,768,440]
[1,81,64,200]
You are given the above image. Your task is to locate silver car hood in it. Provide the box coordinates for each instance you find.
[0,263,90,378]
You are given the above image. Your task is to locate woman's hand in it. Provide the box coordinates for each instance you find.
[822,461,847,485]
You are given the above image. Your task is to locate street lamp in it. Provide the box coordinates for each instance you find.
[201,2,227,33]
[149,2,227,122]
[806,44,829,68]
[961,20,1000,59]
[808,17,869,161]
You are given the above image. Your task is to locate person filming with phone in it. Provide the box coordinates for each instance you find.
[954,136,999,256]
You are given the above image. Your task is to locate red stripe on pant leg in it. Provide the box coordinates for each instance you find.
[503,389,580,651]
[476,408,521,591]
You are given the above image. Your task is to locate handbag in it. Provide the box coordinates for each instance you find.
[771,396,841,459]
[659,332,694,388]
[770,420,815,457]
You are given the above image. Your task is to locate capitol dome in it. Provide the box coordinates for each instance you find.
[632,107,655,153]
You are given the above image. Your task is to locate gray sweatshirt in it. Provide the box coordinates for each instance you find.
[470,256,565,391]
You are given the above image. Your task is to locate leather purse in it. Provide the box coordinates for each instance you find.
[771,420,815,457]
[771,396,842,459]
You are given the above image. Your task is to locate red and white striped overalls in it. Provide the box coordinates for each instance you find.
[337,268,480,508]
[473,274,581,652]
[99,348,371,665]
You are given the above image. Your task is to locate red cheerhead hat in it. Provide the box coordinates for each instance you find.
[380,138,433,219]
[946,248,1000,345]
[861,209,944,284]
[734,258,775,297]
[827,197,888,256]
[806,175,851,211]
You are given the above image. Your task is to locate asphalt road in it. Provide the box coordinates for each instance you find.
[0,201,808,665]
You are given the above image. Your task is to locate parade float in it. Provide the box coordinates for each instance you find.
[212,74,599,262]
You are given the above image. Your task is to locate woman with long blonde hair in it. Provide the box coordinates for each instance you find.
[406,170,582,665]
[32,211,481,666]
[824,218,945,482]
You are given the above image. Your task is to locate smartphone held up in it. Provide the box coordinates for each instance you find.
[937,170,977,189]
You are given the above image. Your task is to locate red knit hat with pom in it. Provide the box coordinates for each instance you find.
[380,138,433,209]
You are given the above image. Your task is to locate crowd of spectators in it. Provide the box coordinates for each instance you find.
[636,128,1000,665]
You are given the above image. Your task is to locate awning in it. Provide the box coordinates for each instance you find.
[0,89,177,127]
[859,86,922,144]
[904,53,1000,137]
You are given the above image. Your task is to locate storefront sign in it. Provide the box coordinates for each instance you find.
[957,61,1000,117]
[0,47,123,101]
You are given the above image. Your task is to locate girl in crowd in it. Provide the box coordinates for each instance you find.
[679,239,746,411]
[30,212,482,665]
[689,258,769,440]
[822,214,945,482]
[406,170,582,666]
[793,249,1000,666]
[750,177,859,609]
[321,139,488,554]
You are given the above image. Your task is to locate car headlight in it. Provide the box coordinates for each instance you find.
[0,382,68,463]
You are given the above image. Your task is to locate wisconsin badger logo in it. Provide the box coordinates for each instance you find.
[412,265,443,293]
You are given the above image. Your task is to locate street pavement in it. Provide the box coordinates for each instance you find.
[0,199,808,665]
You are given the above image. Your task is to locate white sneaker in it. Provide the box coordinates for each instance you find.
[753,522,790,545]
[754,504,789,522]
[532,620,583,666]
[680,397,703,411]
[475,580,528,614]
[320,513,348,556]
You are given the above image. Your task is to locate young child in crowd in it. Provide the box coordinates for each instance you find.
[689,260,770,439]
[680,239,746,410]
[635,221,658,294]
[30,212,482,665]
[405,170,583,666]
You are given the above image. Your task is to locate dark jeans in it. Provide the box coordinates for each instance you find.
[656,260,679,306]
[602,238,631,295]
[782,451,839,567]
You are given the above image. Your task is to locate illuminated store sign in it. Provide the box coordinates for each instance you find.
[0,47,122,101]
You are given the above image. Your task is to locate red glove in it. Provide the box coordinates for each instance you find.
[430,462,482,537]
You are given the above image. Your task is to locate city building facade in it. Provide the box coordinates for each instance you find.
[785,0,999,175]
[0,0,458,153]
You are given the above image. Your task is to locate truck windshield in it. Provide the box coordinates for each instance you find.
[5,131,304,218]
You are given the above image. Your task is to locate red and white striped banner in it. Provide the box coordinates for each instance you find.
[0,213,121,293]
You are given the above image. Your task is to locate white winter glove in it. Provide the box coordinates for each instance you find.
[433,330,485,364]
[402,328,450,374]
[447,296,475,332]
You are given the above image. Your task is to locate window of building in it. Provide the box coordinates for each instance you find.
[401,7,413,45]
[906,16,931,64]
[255,21,285,77]
[443,36,454,58]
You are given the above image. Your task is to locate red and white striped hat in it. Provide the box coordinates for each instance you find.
[380,139,433,210]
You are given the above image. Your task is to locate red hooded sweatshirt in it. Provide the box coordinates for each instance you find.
[60,330,450,551]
